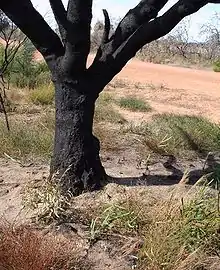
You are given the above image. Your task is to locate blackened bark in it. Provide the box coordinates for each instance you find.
[51,78,106,195]
[2,0,220,196]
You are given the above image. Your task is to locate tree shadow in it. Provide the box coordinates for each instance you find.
[107,154,220,188]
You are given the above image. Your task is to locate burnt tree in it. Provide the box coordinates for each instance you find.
[0,0,219,194]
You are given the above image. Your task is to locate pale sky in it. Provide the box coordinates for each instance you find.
[32,0,220,41]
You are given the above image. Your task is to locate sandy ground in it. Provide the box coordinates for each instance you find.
[88,55,220,123]
[1,58,220,221]
[1,58,220,269]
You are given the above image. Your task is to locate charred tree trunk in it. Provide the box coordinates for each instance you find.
[50,77,107,195]
[2,0,218,196]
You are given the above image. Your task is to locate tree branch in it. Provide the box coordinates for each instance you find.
[113,0,211,68]
[0,0,64,65]
[62,0,93,74]
[49,0,68,44]
[102,9,111,44]
[110,0,169,51]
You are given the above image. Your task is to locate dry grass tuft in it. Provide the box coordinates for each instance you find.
[29,84,55,105]
[108,78,129,89]
[137,186,220,270]
[0,223,89,270]
[0,113,54,160]
[22,178,70,224]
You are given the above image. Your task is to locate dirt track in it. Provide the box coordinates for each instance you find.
[90,57,220,123]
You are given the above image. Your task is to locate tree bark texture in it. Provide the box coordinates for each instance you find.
[51,77,106,194]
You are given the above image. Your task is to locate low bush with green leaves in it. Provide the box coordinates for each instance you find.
[0,38,51,89]
[118,96,152,112]
[213,60,220,72]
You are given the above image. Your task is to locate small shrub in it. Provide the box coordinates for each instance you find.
[118,96,152,112]
[29,84,54,105]
[213,60,220,72]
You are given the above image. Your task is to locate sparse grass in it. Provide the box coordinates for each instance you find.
[0,114,54,160]
[108,78,129,89]
[0,223,90,270]
[94,124,124,152]
[95,93,126,124]
[95,105,126,124]
[29,84,54,105]
[126,114,220,158]
[118,96,152,112]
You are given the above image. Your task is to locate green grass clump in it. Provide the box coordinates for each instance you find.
[88,185,219,269]
[118,96,152,112]
[138,187,220,270]
[0,115,54,160]
[127,114,220,157]
[29,84,54,105]
[179,190,220,252]
[213,60,220,72]
[90,199,149,241]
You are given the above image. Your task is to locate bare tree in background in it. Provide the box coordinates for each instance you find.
[200,12,220,60]
[0,12,26,130]
[0,0,220,195]
[91,20,114,51]
[169,17,192,59]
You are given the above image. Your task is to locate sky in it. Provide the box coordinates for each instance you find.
[31,0,220,41]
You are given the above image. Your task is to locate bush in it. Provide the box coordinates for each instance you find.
[213,60,220,72]
[118,96,152,112]
[0,38,51,89]
[29,84,55,105]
